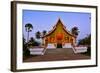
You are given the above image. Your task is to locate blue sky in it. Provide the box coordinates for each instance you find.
[23,10,91,42]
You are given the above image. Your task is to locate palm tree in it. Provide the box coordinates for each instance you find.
[35,31,41,39]
[42,30,47,36]
[71,26,79,37]
[25,23,33,42]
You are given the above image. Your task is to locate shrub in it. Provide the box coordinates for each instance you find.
[23,48,30,56]
[81,46,91,56]
[23,43,30,57]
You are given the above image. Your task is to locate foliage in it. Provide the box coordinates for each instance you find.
[23,37,41,57]
[78,34,91,45]
[23,37,30,57]
[78,34,91,56]
[35,31,41,39]
[29,37,35,43]
[71,26,79,36]
[23,46,30,57]
[42,30,47,36]
[25,23,33,32]
[28,37,40,46]
[81,46,91,56]
[24,23,33,56]
[25,23,33,42]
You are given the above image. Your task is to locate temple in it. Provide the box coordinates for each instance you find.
[42,19,76,48]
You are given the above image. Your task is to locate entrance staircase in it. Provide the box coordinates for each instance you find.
[29,43,88,55]
[45,48,74,55]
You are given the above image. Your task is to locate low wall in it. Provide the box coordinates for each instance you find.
[29,47,46,55]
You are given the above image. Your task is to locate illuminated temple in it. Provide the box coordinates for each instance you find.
[42,19,76,48]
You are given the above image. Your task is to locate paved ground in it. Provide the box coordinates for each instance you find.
[23,48,90,62]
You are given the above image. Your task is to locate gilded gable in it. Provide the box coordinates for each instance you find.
[43,19,76,46]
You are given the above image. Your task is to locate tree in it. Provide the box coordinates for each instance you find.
[42,30,47,36]
[35,31,41,39]
[23,37,30,57]
[28,37,35,46]
[29,37,35,43]
[25,23,33,42]
[23,37,26,50]
[23,37,26,45]
[78,34,91,56]
[78,34,91,46]
[71,26,79,37]
[28,37,40,46]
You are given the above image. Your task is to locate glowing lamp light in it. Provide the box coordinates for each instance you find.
[56,33,63,40]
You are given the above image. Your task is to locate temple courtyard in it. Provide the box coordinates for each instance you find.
[23,48,90,62]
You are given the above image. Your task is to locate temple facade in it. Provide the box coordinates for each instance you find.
[42,19,76,48]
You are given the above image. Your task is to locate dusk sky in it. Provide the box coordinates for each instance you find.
[22,10,91,42]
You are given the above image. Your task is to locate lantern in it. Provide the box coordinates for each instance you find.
[56,33,63,40]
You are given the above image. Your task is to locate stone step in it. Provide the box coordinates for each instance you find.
[45,48,74,55]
